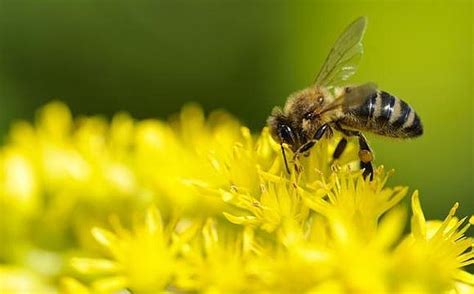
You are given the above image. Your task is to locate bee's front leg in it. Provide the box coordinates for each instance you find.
[293,124,330,162]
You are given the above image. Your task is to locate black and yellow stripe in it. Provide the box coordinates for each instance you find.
[346,91,423,138]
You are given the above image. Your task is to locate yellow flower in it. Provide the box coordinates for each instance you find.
[60,277,91,294]
[394,192,474,293]
[133,105,241,215]
[176,219,260,293]
[211,131,358,236]
[0,266,54,294]
[222,174,314,233]
[69,206,194,293]
[0,149,39,216]
[252,176,408,293]
[0,101,472,293]
[304,167,408,243]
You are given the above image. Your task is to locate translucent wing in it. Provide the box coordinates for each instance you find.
[315,16,367,87]
[341,82,378,110]
[317,83,378,115]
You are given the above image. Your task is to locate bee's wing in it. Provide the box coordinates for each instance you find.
[314,17,367,87]
[318,83,378,114]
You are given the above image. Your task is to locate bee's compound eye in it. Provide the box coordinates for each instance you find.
[317,96,324,104]
[278,124,295,146]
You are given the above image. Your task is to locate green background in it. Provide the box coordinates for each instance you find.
[0,0,472,218]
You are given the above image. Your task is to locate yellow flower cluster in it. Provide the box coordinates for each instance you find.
[0,102,472,293]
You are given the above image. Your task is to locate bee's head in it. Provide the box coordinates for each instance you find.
[283,87,329,138]
[267,87,331,151]
[267,107,298,151]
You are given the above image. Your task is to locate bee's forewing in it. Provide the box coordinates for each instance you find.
[314,16,367,87]
[342,82,378,109]
[317,82,377,115]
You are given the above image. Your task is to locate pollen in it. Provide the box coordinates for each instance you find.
[359,149,374,163]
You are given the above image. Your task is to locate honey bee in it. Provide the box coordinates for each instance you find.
[267,17,423,179]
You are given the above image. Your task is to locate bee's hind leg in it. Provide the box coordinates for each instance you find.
[334,124,374,180]
[357,134,374,180]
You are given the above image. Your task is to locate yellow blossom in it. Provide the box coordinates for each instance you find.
[0,266,54,294]
[60,277,91,294]
[176,219,261,293]
[394,192,474,293]
[0,101,472,293]
[69,206,195,293]
[304,167,408,243]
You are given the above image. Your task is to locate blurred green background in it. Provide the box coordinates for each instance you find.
[0,0,472,218]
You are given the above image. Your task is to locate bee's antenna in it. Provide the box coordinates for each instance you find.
[280,143,291,174]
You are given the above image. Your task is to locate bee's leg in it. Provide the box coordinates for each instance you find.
[332,137,348,160]
[335,125,374,180]
[357,134,374,180]
[293,124,330,161]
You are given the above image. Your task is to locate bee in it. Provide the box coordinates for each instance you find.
[267,17,423,179]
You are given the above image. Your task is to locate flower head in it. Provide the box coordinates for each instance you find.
[176,219,260,293]
[304,167,408,243]
[0,102,472,293]
[0,266,54,294]
[70,206,194,293]
[394,192,474,292]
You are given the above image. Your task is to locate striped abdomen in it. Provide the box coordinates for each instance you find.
[343,91,423,138]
